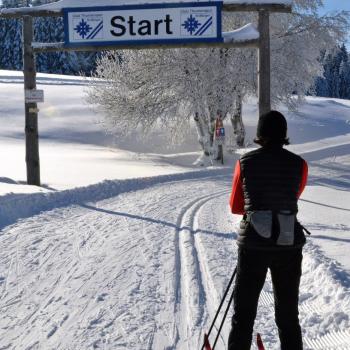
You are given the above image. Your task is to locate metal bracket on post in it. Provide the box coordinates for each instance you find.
[258,10,271,117]
[23,15,40,186]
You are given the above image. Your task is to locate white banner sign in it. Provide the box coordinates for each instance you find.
[63,2,222,47]
[25,89,44,103]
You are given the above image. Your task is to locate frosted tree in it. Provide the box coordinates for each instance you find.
[87,46,255,157]
[87,13,256,156]
[86,0,349,157]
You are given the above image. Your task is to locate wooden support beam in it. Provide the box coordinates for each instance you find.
[258,10,271,117]
[223,3,291,13]
[23,15,40,186]
[0,9,62,18]
[32,39,260,53]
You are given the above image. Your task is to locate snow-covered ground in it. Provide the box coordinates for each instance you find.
[0,70,349,349]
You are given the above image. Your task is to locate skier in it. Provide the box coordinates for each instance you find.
[228,110,308,350]
[214,111,225,163]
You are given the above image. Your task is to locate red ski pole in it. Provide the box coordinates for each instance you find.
[257,333,266,350]
[203,333,212,350]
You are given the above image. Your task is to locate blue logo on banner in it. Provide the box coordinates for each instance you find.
[182,14,213,36]
[74,17,104,40]
[182,15,201,35]
[74,19,92,38]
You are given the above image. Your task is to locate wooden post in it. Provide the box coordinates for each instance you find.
[23,15,40,186]
[258,10,271,117]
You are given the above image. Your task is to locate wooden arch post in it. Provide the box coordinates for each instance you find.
[258,10,271,117]
[23,15,40,186]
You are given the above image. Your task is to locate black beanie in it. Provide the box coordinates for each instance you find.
[256,110,287,141]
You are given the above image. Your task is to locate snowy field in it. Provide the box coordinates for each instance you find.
[0,70,349,349]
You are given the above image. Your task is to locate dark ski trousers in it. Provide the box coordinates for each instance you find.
[228,247,303,350]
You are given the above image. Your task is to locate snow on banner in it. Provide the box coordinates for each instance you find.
[63,2,223,47]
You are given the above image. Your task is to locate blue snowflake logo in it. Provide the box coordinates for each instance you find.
[182,15,201,35]
[74,19,92,39]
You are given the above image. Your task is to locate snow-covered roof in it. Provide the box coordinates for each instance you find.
[39,0,292,9]
[223,23,259,43]
[1,0,292,15]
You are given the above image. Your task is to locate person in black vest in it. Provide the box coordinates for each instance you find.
[228,110,308,350]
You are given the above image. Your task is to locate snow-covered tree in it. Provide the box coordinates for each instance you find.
[86,13,256,156]
[87,45,255,156]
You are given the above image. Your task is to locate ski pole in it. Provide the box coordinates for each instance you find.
[201,267,237,350]
[257,333,266,350]
[300,224,312,236]
[212,279,235,350]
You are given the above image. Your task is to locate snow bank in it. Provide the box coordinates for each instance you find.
[289,134,350,162]
[0,168,226,230]
[0,70,88,85]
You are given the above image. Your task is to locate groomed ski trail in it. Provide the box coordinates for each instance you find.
[0,173,349,349]
[174,188,230,350]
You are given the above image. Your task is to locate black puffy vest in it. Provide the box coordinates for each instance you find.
[240,146,303,213]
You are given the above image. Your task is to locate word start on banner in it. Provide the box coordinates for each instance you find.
[110,15,173,36]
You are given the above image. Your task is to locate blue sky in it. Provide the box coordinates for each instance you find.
[321,0,350,14]
[320,0,350,47]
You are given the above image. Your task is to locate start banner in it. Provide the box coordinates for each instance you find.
[63,2,223,48]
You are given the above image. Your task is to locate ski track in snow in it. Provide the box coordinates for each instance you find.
[0,174,349,349]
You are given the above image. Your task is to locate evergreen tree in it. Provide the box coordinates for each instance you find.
[324,49,340,97]
[314,76,328,97]
[34,16,63,73]
[0,1,23,70]
[315,44,350,99]
[0,0,99,75]
[339,58,350,99]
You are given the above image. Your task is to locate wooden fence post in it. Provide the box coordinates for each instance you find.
[23,15,40,186]
[258,10,271,117]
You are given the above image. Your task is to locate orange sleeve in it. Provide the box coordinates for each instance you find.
[297,160,308,198]
[229,160,245,215]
